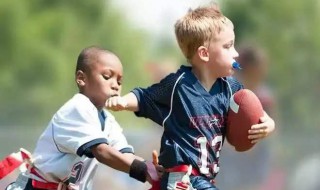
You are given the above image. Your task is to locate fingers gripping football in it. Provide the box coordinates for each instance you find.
[248,111,275,143]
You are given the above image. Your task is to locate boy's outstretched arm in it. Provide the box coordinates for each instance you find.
[248,111,275,144]
[91,143,158,184]
[106,92,139,112]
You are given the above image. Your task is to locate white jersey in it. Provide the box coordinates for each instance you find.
[31,93,134,189]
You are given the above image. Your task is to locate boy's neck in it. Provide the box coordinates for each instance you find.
[191,67,217,92]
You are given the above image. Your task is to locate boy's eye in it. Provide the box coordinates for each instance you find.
[224,43,233,49]
[224,41,234,49]
[118,78,123,85]
[103,75,110,80]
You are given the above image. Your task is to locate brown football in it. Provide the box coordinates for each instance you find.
[226,89,264,152]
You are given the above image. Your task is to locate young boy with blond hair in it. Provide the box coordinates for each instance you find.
[106,4,275,190]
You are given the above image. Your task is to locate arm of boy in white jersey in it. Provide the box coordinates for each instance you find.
[91,144,158,183]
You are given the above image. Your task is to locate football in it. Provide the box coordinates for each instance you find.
[226,89,264,152]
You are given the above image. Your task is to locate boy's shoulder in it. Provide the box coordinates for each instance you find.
[225,76,243,93]
[167,65,191,80]
[56,93,97,117]
[178,65,191,72]
[153,65,189,85]
[225,76,240,84]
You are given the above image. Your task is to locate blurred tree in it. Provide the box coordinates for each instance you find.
[221,0,320,133]
[219,1,320,185]
[0,0,149,127]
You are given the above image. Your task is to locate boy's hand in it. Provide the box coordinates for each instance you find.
[248,111,275,144]
[152,150,164,179]
[105,96,128,111]
[145,160,159,184]
[148,150,164,190]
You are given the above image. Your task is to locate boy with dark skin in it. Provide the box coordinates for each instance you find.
[6,46,158,190]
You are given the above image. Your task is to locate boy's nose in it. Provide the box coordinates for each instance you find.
[111,81,120,91]
[233,48,239,58]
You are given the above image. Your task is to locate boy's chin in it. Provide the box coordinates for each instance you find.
[224,69,235,77]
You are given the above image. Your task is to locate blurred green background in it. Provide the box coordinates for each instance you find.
[0,0,319,190]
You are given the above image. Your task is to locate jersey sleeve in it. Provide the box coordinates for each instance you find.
[52,98,108,157]
[104,112,134,154]
[226,76,244,94]
[131,73,177,125]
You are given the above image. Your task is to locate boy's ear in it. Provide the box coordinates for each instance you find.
[76,70,86,86]
[198,46,209,62]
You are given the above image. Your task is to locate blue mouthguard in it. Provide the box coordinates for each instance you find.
[232,61,242,70]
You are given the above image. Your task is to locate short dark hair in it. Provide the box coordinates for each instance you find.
[75,46,111,74]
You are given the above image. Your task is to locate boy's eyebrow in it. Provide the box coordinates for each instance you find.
[103,68,123,78]
[102,68,113,73]
[226,40,234,44]
[222,40,233,46]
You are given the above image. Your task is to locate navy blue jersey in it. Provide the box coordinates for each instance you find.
[132,65,243,178]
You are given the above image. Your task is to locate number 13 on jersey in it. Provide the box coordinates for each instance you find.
[196,135,223,176]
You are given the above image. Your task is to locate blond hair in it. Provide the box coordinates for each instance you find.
[175,3,233,61]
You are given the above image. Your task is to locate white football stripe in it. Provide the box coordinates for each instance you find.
[229,95,239,113]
